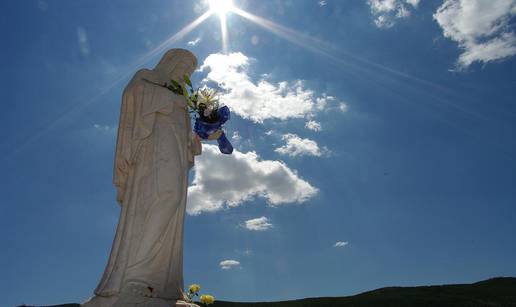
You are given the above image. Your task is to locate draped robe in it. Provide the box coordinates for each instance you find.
[93,68,201,301]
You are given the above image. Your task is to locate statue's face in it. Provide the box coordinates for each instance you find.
[168,60,196,82]
[155,49,197,82]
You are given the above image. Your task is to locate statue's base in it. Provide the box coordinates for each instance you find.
[81,282,199,307]
[81,295,199,307]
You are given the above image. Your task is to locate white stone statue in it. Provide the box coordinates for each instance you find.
[82,49,202,307]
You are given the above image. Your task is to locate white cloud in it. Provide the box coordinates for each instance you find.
[93,124,116,134]
[305,120,322,132]
[334,241,349,248]
[219,259,241,270]
[314,94,350,114]
[339,103,348,113]
[406,0,420,7]
[200,52,332,123]
[77,27,90,56]
[367,0,420,28]
[231,131,242,142]
[275,134,324,157]
[433,0,516,69]
[187,37,202,46]
[244,216,273,231]
[315,94,335,111]
[187,144,318,215]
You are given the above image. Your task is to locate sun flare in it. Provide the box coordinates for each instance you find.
[208,0,234,16]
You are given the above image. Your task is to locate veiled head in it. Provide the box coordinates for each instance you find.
[154,48,198,82]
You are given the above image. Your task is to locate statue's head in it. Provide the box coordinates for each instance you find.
[154,48,198,82]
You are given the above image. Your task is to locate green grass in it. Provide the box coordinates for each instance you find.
[19,277,516,307]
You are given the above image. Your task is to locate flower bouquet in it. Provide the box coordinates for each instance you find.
[185,283,215,306]
[190,88,233,155]
[146,74,233,154]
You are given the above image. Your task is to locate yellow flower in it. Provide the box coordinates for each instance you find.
[200,294,215,305]
[188,284,201,294]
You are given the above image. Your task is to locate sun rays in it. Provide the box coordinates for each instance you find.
[2,1,490,162]
[132,10,212,74]
[204,3,454,98]
[208,0,234,16]
[226,4,486,125]
[208,0,234,53]
[219,12,229,53]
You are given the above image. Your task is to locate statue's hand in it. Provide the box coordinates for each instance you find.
[193,132,202,143]
[207,129,223,141]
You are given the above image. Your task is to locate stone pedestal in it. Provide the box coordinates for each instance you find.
[81,295,199,307]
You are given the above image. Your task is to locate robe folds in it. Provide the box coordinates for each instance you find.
[94,69,201,300]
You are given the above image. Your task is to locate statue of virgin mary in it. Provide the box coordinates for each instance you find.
[82,49,202,307]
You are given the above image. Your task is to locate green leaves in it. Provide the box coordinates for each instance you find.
[181,83,196,109]
[177,74,199,109]
[183,74,192,88]
[143,76,198,110]
[151,74,220,117]
[169,79,181,89]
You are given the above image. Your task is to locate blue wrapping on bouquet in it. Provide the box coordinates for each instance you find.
[193,105,233,154]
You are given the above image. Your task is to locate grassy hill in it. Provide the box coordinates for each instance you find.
[19,277,516,307]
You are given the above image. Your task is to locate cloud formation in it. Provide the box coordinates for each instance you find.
[339,103,348,113]
[275,134,324,157]
[200,52,333,123]
[77,27,90,56]
[187,37,201,46]
[231,131,242,142]
[187,144,318,215]
[219,259,241,270]
[367,0,420,28]
[93,124,116,135]
[305,120,322,132]
[244,216,273,231]
[433,0,516,69]
[334,241,349,248]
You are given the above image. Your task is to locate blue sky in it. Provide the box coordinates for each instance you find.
[1,0,516,306]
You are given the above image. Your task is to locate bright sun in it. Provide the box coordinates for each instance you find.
[209,0,234,16]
